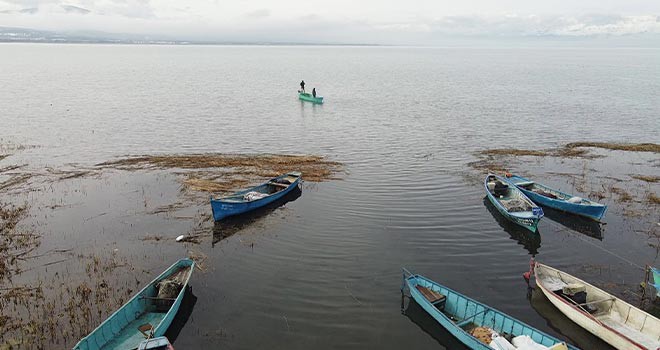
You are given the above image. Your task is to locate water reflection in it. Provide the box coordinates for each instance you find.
[401,297,469,350]
[212,185,302,246]
[483,197,541,255]
[526,286,613,350]
[542,207,603,240]
[165,288,198,343]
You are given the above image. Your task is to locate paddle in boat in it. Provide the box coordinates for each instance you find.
[527,260,660,350]
[298,91,323,104]
[402,268,577,350]
[485,174,544,233]
[137,337,174,350]
[210,172,302,221]
[505,174,607,222]
[73,258,194,350]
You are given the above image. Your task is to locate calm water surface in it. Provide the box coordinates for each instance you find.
[1,44,659,349]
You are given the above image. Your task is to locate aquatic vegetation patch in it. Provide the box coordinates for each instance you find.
[631,175,660,183]
[565,142,660,153]
[648,193,660,205]
[98,153,343,183]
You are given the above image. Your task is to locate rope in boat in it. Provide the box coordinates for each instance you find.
[542,219,646,271]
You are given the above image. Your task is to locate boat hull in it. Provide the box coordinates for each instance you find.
[534,262,660,350]
[73,259,195,350]
[404,270,577,350]
[210,173,301,221]
[652,267,660,299]
[509,175,607,221]
[298,92,323,104]
[485,174,542,233]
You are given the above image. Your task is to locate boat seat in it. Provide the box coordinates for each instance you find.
[268,182,289,188]
[415,285,446,309]
[515,181,534,187]
[138,323,153,338]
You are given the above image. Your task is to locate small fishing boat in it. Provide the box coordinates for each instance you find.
[485,174,544,233]
[532,261,660,350]
[506,174,607,221]
[210,172,302,221]
[73,259,194,350]
[298,91,323,104]
[402,268,576,350]
[138,337,174,350]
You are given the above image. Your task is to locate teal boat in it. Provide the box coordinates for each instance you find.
[298,91,323,104]
[73,259,194,350]
[651,266,660,299]
[402,268,578,350]
[485,174,544,233]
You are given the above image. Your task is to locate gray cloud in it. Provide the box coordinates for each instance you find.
[245,8,270,19]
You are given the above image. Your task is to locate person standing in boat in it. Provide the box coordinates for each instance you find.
[300,80,305,92]
[312,88,317,98]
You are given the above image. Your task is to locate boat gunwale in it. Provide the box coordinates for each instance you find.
[534,262,656,350]
[405,271,578,350]
[72,258,195,350]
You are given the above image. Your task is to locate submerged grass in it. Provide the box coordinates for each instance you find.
[566,142,660,153]
[99,153,344,195]
[631,175,660,183]
[649,193,660,205]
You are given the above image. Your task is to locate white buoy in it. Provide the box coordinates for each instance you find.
[175,235,185,242]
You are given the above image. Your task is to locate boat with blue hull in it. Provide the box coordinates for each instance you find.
[506,174,607,221]
[210,172,302,221]
[402,269,577,350]
[73,259,194,350]
[485,174,544,233]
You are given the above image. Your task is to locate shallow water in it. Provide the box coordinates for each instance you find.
[1,44,659,349]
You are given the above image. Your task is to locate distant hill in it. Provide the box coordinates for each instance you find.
[0,26,184,44]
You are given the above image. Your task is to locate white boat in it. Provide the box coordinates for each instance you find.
[533,262,660,350]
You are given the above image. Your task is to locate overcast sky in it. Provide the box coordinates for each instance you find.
[1,0,660,44]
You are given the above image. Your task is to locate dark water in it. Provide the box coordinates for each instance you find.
[1,44,659,349]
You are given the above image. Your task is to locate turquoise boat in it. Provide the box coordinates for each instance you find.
[506,174,607,221]
[651,266,660,299]
[298,91,323,104]
[73,259,194,350]
[485,174,544,233]
[402,269,578,350]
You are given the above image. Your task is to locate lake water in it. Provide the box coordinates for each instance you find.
[1,44,659,349]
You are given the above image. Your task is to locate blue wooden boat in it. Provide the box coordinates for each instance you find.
[485,174,543,233]
[402,269,578,350]
[506,174,607,221]
[73,259,194,350]
[298,91,323,104]
[210,172,302,221]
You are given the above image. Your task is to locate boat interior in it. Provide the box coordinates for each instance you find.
[412,277,568,349]
[88,265,191,350]
[536,265,660,349]
[487,175,533,213]
[221,174,299,202]
[511,176,598,206]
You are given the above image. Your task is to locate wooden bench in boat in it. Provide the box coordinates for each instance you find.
[268,182,290,188]
[416,285,446,308]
